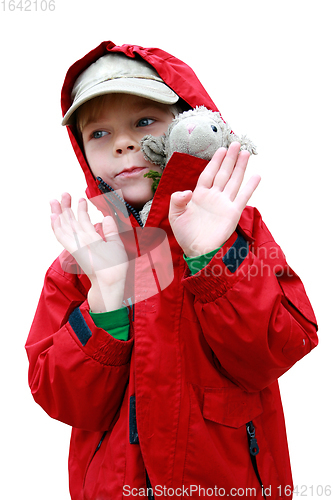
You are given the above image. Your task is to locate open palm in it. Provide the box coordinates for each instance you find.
[169,142,261,257]
[50,193,128,286]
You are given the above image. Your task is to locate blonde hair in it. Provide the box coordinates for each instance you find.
[76,94,109,133]
[76,94,182,134]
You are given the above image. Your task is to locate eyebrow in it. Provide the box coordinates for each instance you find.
[130,99,167,112]
[82,98,167,130]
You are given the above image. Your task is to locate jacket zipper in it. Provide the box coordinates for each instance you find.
[146,471,155,499]
[246,421,266,498]
[98,177,154,495]
[93,431,108,457]
[97,176,144,227]
[83,431,108,488]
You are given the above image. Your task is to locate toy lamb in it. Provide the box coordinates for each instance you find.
[141,105,257,170]
[139,106,257,224]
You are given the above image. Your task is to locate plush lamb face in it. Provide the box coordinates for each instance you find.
[141,106,257,170]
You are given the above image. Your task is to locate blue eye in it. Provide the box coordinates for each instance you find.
[211,125,218,133]
[92,130,108,139]
[137,118,155,127]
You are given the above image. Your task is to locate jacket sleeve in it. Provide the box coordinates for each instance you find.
[25,254,133,432]
[182,207,318,392]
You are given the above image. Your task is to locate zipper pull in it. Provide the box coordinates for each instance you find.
[246,421,260,456]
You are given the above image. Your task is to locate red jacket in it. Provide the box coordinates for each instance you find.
[26,41,318,499]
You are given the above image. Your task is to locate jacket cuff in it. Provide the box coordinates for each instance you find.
[67,300,133,366]
[89,307,130,341]
[183,244,224,275]
[182,232,253,303]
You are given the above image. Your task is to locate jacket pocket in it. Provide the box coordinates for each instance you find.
[82,431,108,489]
[203,387,270,493]
[203,386,263,428]
[69,429,109,500]
[182,384,268,489]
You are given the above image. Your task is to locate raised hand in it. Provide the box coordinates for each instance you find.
[50,193,128,312]
[169,142,261,257]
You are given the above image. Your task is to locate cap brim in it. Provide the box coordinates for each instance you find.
[62,78,179,126]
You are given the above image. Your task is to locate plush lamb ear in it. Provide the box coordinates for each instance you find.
[227,133,258,155]
[238,135,258,155]
[140,135,167,168]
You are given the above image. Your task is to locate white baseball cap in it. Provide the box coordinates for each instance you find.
[62,53,179,126]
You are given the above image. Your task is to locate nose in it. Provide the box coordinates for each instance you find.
[113,132,139,156]
[115,144,135,155]
[186,123,196,134]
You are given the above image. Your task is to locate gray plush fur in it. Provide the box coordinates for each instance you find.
[141,106,257,170]
[139,199,153,226]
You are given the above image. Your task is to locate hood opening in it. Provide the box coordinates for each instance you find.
[61,41,220,205]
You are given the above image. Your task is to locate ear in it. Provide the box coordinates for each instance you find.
[224,130,258,156]
[239,135,258,155]
[219,122,237,149]
[140,135,167,168]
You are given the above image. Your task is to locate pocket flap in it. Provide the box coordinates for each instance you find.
[203,387,263,428]
[278,269,317,326]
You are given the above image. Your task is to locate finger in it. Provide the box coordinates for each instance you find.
[61,192,72,210]
[223,150,250,201]
[50,200,70,234]
[60,192,77,226]
[102,215,120,241]
[50,197,89,253]
[50,212,61,232]
[212,141,241,190]
[50,212,77,251]
[50,197,79,238]
[196,148,227,189]
[169,190,192,216]
[50,199,62,216]
[234,174,261,211]
[171,191,193,208]
[77,198,98,235]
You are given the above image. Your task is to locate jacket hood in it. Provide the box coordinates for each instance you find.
[61,41,221,203]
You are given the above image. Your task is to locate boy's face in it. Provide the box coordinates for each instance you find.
[81,94,175,210]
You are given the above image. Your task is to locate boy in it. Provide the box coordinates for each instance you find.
[26,41,318,499]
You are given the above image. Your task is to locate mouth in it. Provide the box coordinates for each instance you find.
[116,166,148,178]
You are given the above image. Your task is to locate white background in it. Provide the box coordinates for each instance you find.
[1,0,332,498]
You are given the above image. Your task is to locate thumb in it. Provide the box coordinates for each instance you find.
[169,190,192,218]
[102,215,119,241]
